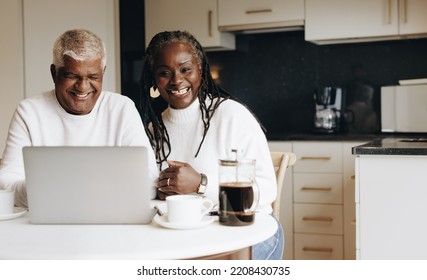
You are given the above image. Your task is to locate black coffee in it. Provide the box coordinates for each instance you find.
[219,182,255,226]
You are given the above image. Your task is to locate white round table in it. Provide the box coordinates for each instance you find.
[0,212,277,260]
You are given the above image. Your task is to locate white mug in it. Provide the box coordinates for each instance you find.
[0,190,15,215]
[166,194,214,225]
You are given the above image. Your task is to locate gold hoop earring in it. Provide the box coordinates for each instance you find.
[150,87,160,98]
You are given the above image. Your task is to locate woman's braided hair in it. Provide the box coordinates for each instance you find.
[139,30,262,169]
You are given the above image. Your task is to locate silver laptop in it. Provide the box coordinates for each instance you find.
[23,146,156,224]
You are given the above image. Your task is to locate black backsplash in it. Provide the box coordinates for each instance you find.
[206,32,427,136]
[119,2,427,138]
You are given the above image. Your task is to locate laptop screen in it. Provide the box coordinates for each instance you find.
[23,146,155,224]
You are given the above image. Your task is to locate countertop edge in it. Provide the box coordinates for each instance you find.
[352,137,427,156]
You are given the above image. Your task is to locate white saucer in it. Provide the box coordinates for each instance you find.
[0,207,27,221]
[153,214,215,229]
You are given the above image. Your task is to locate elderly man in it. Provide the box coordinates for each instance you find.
[0,29,157,207]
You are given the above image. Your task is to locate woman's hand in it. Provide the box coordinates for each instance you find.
[157,160,201,198]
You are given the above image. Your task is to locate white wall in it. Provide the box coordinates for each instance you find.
[0,0,119,154]
[0,0,25,154]
[23,0,119,97]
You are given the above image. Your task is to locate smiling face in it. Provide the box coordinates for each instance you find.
[153,42,202,109]
[51,56,105,115]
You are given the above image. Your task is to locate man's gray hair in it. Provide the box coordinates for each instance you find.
[52,29,107,68]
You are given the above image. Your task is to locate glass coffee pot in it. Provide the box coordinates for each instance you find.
[314,107,340,130]
[314,87,344,133]
[218,149,259,226]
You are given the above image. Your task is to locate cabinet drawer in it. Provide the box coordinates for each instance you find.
[294,204,343,235]
[145,0,235,50]
[294,173,343,204]
[293,142,342,173]
[218,0,304,28]
[294,233,343,260]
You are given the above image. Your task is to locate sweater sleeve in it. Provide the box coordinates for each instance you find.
[0,105,32,208]
[119,98,159,199]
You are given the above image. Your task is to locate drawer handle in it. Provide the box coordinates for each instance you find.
[302,216,333,222]
[402,0,407,23]
[351,175,355,180]
[208,10,213,37]
[301,187,332,192]
[302,247,333,253]
[386,0,392,24]
[351,219,356,225]
[300,156,331,161]
[246,8,272,14]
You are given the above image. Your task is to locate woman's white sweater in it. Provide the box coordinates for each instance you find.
[161,98,277,214]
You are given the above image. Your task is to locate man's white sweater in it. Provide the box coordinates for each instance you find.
[0,90,158,207]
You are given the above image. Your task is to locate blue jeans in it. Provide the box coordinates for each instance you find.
[252,215,284,260]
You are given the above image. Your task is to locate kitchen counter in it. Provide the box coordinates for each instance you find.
[267,132,427,142]
[266,132,380,141]
[352,137,427,155]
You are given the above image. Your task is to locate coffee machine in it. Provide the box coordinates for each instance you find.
[314,87,345,133]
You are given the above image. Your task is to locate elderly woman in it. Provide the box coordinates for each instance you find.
[139,30,283,260]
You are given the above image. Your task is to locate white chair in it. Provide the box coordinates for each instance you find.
[270,151,296,220]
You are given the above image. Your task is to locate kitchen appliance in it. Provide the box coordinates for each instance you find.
[314,87,345,133]
[381,84,427,132]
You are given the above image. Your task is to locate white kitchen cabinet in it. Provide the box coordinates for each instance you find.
[218,0,304,32]
[342,142,364,260]
[398,0,427,35]
[294,173,342,204]
[305,0,427,44]
[356,154,427,259]
[294,233,343,260]
[293,142,342,173]
[145,0,235,51]
[269,140,366,260]
[293,141,343,260]
[294,204,343,235]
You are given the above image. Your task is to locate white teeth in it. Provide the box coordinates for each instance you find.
[171,88,189,95]
[75,93,88,97]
